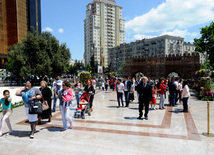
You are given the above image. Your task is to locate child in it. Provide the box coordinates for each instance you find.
[150,86,157,110]
[54,83,61,98]
[102,81,105,91]
[0,90,13,136]
[62,88,73,110]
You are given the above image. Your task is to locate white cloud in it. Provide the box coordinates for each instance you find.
[132,34,157,41]
[131,29,199,41]
[126,0,214,34]
[42,27,53,32]
[58,28,64,33]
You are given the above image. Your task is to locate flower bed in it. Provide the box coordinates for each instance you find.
[193,69,214,101]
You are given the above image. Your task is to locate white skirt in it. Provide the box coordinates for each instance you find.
[25,107,38,122]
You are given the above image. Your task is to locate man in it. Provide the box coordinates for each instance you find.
[135,76,141,103]
[123,76,131,107]
[116,79,124,108]
[137,76,152,120]
[174,78,181,104]
[169,78,176,106]
[52,76,62,112]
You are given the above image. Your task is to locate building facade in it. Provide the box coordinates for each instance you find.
[0,0,41,68]
[84,0,125,67]
[109,35,205,72]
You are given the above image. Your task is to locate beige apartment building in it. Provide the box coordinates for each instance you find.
[109,35,207,73]
[84,0,125,67]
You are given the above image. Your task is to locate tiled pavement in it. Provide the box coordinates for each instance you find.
[0,88,214,155]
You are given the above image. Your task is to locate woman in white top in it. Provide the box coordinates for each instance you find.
[116,79,124,108]
[182,81,190,112]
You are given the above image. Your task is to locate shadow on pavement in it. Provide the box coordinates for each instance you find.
[124,117,141,120]
[168,108,184,114]
[9,130,32,138]
[129,108,138,110]
[109,100,117,102]
[40,127,63,132]
[107,106,118,108]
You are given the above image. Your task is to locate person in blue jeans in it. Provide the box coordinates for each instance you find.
[74,80,82,108]
[116,79,124,108]
[182,81,190,112]
[123,76,131,107]
[52,76,62,112]
[98,77,102,90]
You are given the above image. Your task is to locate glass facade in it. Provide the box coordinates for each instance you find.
[28,0,41,34]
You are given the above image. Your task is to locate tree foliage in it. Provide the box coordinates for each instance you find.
[68,61,85,75]
[194,22,214,65]
[119,62,126,75]
[201,60,213,70]
[89,55,98,74]
[6,30,71,77]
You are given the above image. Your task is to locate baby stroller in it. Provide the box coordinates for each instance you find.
[74,93,91,119]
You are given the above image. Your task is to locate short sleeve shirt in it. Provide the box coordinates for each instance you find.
[17,88,41,108]
[117,83,124,93]
[0,97,12,110]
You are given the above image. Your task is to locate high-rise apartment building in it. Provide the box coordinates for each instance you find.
[109,35,207,72]
[0,0,41,68]
[84,0,125,67]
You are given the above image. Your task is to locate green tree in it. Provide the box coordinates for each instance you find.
[89,55,98,74]
[6,30,70,77]
[194,22,214,65]
[68,61,85,75]
[119,62,126,75]
[201,60,213,70]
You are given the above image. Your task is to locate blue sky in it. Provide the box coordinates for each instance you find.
[41,0,214,60]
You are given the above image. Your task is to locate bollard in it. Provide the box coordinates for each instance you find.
[202,102,214,137]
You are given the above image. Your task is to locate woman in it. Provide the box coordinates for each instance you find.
[92,77,97,90]
[84,80,95,114]
[38,81,52,124]
[129,78,135,102]
[105,79,109,91]
[159,78,167,110]
[16,81,42,139]
[182,81,190,112]
[58,81,73,131]
[74,80,82,108]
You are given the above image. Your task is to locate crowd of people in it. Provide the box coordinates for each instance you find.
[0,74,190,139]
[97,75,190,120]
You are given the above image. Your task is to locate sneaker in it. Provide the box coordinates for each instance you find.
[30,135,34,139]
[154,107,156,110]
[145,117,148,120]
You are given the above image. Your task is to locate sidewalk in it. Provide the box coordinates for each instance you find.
[0,89,214,155]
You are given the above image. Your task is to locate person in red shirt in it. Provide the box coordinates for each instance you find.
[159,78,167,110]
[150,86,157,110]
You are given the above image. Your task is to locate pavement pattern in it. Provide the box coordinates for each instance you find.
[0,88,214,155]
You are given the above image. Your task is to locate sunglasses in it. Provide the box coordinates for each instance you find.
[26,83,31,84]
[62,84,65,86]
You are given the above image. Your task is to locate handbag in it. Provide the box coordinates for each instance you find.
[42,96,49,111]
[29,99,43,114]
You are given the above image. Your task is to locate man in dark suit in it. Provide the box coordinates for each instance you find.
[123,76,132,107]
[137,76,152,120]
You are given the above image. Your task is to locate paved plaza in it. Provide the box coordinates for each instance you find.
[0,88,214,155]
